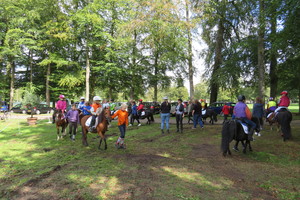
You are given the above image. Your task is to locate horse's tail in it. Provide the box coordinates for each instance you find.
[279,111,292,140]
[221,120,233,155]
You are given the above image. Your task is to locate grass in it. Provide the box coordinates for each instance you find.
[0,116,300,199]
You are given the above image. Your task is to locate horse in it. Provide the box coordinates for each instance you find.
[139,110,154,125]
[267,109,292,141]
[55,109,68,140]
[202,109,218,124]
[221,120,252,156]
[80,107,111,150]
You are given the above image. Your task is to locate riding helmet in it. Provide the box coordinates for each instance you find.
[80,97,85,100]
[237,95,245,101]
[59,94,65,99]
[93,96,102,101]
[280,91,288,95]
[139,99,143,102]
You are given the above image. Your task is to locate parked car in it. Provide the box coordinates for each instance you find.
[208,102,236,115]
[150,101,161,114]
[33,104,54,114]
[10,104,27,114]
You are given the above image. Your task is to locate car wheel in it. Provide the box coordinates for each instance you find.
[22,110,26,114]
[36,110,41,115]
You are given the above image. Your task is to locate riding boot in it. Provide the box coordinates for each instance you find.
[167,129,170,134]
[248,127,254,141]
[161,129,164,134]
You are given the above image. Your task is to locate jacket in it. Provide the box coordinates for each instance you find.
[278,96,290,107]
[112,109,129,126]
[160,102,171,113]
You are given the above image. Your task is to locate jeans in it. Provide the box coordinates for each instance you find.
[241,117,256,130]
[193,114,203,128]
[69,122,78,135]
[161,113,170,130]
[118,124,126,138]
[176,114,183,131]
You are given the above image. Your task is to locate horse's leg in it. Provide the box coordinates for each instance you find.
[233,141,239,152]
[243,141,248,154]
[248,141,253,151]
[98,138,102,150]
[82,127,88,146]
[57,127,60,140]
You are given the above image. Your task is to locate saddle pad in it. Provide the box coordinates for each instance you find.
[202,109,206,116]
[267,112,273,119]
[141,111,145,116]
[85,116,92,127]
[240,123,249,134]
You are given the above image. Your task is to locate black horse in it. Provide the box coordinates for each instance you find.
[139,110,154,125]
[202,109,218,124]
[221,120,252,156]
[276,109,292,141]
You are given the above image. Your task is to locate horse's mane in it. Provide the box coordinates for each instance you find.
[97,109,106,124]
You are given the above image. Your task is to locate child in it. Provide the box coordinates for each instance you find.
[233,95,256,141]
[112,103,129,149]
[66,104,80,141]
[129,101,140,126]
[82,101,92,116]
[175,98,185,133]
[52,94,67,123]
[89,96,102,132]
[275,91,290,113]
[221,103,231,124]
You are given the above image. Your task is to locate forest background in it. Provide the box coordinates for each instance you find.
[0,0,299,112]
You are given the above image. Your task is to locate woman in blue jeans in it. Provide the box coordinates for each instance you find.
[192,99,204,129]
[160,97,171,134]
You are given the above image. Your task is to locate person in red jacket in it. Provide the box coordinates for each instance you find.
[275,91,290,113]
[221,103,231,124]
[136,99,144,126]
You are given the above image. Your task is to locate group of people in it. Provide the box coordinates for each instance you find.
[52,89,290,147]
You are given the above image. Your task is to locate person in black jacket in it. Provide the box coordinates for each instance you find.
[174,98,185,133]
[160,96,171,134]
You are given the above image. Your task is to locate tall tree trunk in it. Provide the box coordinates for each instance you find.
[153,51,159,101]
[85,46,90,101]
[258,0,265,99]
[46,63,51,106]
[185,0,194,100]
[29,50,33,83]
[269,6,278,98]
[130,30,138,100]
[210,19,224,103]
[8,61,15,109]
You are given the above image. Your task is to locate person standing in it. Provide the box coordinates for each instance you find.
[160,96,171,134]
[221,103,231,124]
[192,99,204,129]
[112,103,129,149]
[187,100,194,124]
[252,97,265,135]
[66,104,80,141]
[174,99,185,133]
[109,99,116,115]
[129,101,140,126]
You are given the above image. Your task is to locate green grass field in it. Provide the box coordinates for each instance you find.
[0,116,299,199]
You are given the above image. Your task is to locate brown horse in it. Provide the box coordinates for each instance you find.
[80,107,111,150]
[55,109,68,140]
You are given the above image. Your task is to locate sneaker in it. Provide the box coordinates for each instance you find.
[72,135,75,140]
[254,132,258,135]
[138,123,141,127]
[257,133,261,137]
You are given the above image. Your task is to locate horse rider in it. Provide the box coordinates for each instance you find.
[274,91,290,113]
[77,97,85,112]
[89,96,102,132]
[52,94,67,123]
[137,99,144,124]
[233,95,256,141]
[109,99,116,115]
[266,97,277,117]
[102,99,110,109]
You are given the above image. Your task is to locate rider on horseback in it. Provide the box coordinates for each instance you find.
[137,99,144,126]
[233,95,256,141]
[89,96,102,132]
[53,95,67,123]
[77,97,85,112]
[274,91,290,113]
[109,99,116,115]
[266,97,277,117]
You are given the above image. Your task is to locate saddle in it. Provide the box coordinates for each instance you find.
[235,119,249,134]
[202,109,207,116]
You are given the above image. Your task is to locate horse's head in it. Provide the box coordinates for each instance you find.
[104,107,112,121]
[56,109,64,120]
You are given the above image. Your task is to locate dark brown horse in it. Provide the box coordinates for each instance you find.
[80,107,111,150]
[55,109,68,140]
